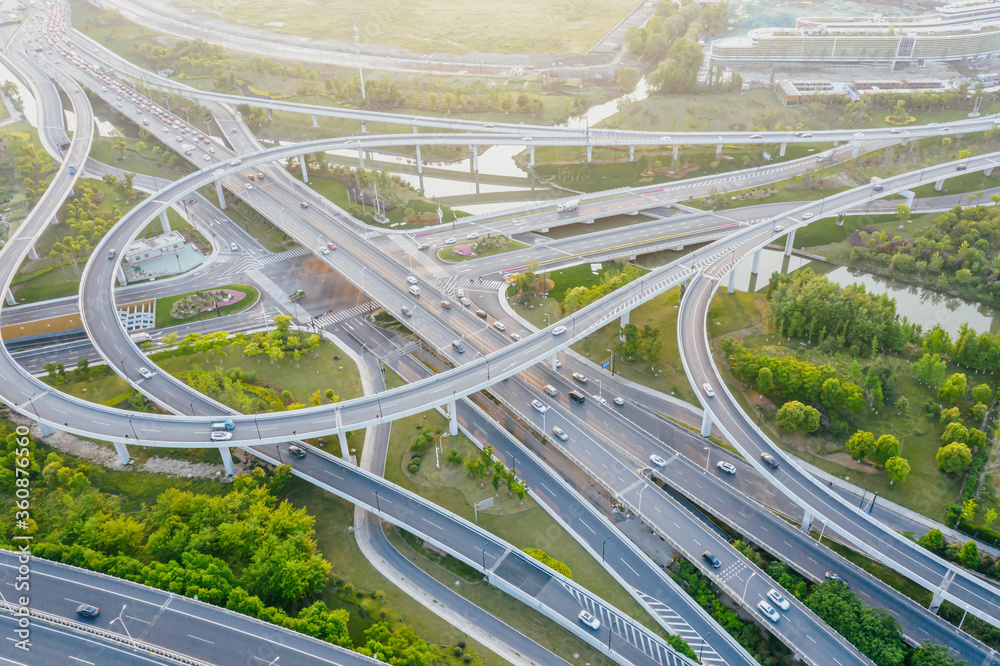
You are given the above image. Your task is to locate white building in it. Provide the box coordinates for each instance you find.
[123,230,185,266]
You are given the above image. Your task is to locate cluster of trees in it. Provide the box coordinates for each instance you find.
[765,269,917,356]
[624,0,730,94]
[620,323,663,364]
[1,439,436,665]
[562,261,645,314]
[844,431,911,483]
[850,204,1000,309]
[2,133,54,206]
[461,445,528,501]
[47,179,132,271]
[523,548,572,579]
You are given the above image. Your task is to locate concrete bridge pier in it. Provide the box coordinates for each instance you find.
[619,309,630,341]
[27,245,38,261]
[159,210,171,234]
[784,229,796,256]
[935,179,945,192]
[779,142,787,157]
[337,431,350,460]
[38,422,54,437]
[360,120,367,135]
[673,144,679,161]
[587,144,593,162]
[215,180,227,209]
[800,508,813,533]
[986,167,995,177]
[116,265,128,286]
[448,400,459,436]
[550,353,558,371]
[751,249,762,275]
[904,192,915,207]
[700,410,713,437]
[629,145,634,162]
[415,144,423,174]
[4,289,14,306]
[357,147,365,169]
[727,269,737,294]
[114,442,131,465]
[851,141,861,159]
[299,154,310,184]
[312,114,318,129]
[219,447,234,476]
[529,146,535,166]
[715,141,723,155]
[470,145,479,174]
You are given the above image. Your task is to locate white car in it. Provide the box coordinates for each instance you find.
[138,367,153,379]
[460,297,471,307]
[244,183,253,191]
[230,242,238,251]
[457,289,465,298]
[767,589,790,611]
[210,431,232,441]
[510,332,522,341]
[467,232,479,240]
[889,128,902,134]
[444,238,456,244]
[572,373,588,384]
[578,610,600,630]
[532,399,548,414]
[321,247,330,255]
[203,155,211,162]
[552,326,566,336]
[406,276,418,285]
[650,454,667,467]
[613,397,625,406]
[595,396,607,405]
[494,321,507,332]
[717,461,736,475]
[552,426,569,441]
[802,212,814,219]
[229,159,242,166]
[703,383,715,397]
[757,600,780,623]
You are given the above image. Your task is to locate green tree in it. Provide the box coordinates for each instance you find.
[939,407,961,425]
[958,540,980,569]
[972,383,992,404]
[936,442,972,472]
[938,373,967,403]
[873,435,900,466]
[884,457,910,485]
[961,498,977,523]
[756,367,773,394]
[616,67,641,94]
[846,431,876,462]
[918,529,945,552]
[775,401,820,432]
[912,641,968,666]
[941,422,969,446]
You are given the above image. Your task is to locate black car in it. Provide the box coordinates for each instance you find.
[76,604,100,619]
[760,453,779,469]
[702,551,721,568]
[568,390,586,404]
[288,445,306,458]
[825,572,850,589]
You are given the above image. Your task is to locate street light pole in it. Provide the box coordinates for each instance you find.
[353,26,366,101]
[742,571,756,600]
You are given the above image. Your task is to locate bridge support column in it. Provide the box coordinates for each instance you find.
[779,142,787,157]
[727,269,737,294]
[415,143,423,174]
[673,144,679,161]
[471,145,479,173]
[529,146,535,166]
[550,353,558,371]
[930,588,945,612]
[27,245,38,261]
[357,147,365,169]
[113,442,131,465]
[715,142,723,155]
[338,431,351,460]
[219,446,234,476]
[935,179,945,192]
[700,410,713,437]
[448,400,459,436]
[159,210,171,234]
[311,114,318,129]
[986,167,994,177]
[4,289,14,306]
[784,229,796,257]
[116,265,128,286]
[619,309,630,341]
[215,180,227,209]
[38,422,54,436]
[587,144,593,162]
[751,249,762,275]
[800,508,813,533]
[629,145,634,162]
[851,142,861,159]
[299,154,309,184]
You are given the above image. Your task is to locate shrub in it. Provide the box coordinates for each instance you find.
[523,548,573,579]
[407,463,419,474]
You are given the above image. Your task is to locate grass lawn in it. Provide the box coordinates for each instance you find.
[90,135,195,182]
[163,0,630,55]
[911,170,1000,199]
[437,236,528,262]
[154,284,260,328]
[800,212,943,266]
[384,407,668,641]
[718,331,975,521]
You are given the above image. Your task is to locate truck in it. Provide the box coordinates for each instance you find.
[210,419,235,431]
[289,289,305,302]
[67,165,75,175]
[129,332,152,344]
[557,198,581,214]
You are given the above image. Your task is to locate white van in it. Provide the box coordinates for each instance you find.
[543,385,558,397]
[408,285,421,297]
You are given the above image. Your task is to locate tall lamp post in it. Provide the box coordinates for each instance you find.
[353,26,366,101]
